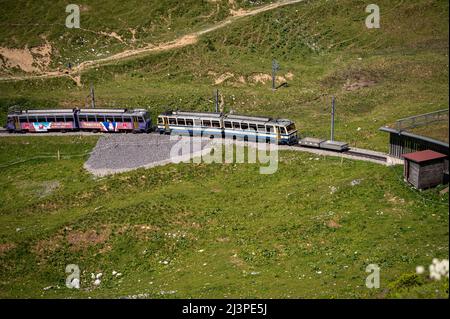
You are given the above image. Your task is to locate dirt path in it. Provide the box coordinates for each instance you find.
[0,0,304,84]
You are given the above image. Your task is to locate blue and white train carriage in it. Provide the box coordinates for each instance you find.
[157,111,298,145]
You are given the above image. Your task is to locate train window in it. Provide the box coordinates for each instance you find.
[277,126,287,134]
[194,119,201,126]
[139,116,145,123]
[266,125,274,133]
[55,116,65,122]
[202,120,211,127]
[87,115,97,121]
[212,120,220,128]
[233,122,241,129]
[185,119,193,126]
[19,117,28,123]
[257,124,265,132]
[224,121,232,128]
[169,117,177,125]
[249,123,257,131]
[177,118,186,125]
[37,117,46,122]
[241,122,249,130]
[105,116,114,122]
[286,123,296,132]
[98,115,106,122]
[79,115,87,121]
[157,117,163,124]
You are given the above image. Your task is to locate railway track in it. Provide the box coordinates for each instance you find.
[1,129,394,165]
[289,144,390,164]
[0,129,156,137]
[342,149,387,162]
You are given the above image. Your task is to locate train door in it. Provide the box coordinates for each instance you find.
[163,117,169,133]
[133,116,139,131]
[73,109,80,130]
[275,126,281,143]
[14,116,20,131]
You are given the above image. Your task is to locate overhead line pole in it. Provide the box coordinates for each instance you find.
[331,96,335,141]
[90,84,95,109]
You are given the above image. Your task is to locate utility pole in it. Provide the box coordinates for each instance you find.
[272,59,280,91]
[331,96,335,141]
[214,89,219,113]
[90,84,95,109]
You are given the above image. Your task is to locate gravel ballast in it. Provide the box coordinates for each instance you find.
[84,134,212,176]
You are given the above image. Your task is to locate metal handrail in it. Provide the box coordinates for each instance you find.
[396,109,448,131]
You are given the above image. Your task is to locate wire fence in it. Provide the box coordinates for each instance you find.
[396,109,449,132]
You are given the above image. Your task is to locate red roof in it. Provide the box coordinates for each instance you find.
[402,150,447,163]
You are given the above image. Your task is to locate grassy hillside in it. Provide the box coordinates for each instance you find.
[0,136,448,298]
[0,0,266,73]
[0,0,448,150]
[0,0,448,299]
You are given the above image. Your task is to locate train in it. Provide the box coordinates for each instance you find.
[5,108,152,133]
[156,111,299,145]
[4,108,299,145]
[4,108,349,150]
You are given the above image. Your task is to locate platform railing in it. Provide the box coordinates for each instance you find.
[396,109,449,131]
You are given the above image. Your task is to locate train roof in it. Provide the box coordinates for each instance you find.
[164,111,222,119]
[8,108,149,116]
[160,111,294,126]
[78,108,148,115]
[8,109,75,116]
[224,114,272,122]
[225,114,294,126]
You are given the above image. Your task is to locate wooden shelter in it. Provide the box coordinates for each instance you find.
[402,150,447,189]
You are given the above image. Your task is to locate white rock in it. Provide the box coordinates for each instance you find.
[93,279,101,286]
[350,179,362,186]
[416,266,425,274]
[112,271,117,276]
[96,273,103,279]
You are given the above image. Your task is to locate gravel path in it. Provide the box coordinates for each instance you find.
[84,134,212,176]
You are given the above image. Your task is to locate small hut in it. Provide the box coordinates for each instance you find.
[402,150,447,189]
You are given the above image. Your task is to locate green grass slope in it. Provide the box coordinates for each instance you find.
[0,137,448,298]
[0,0,448,299]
